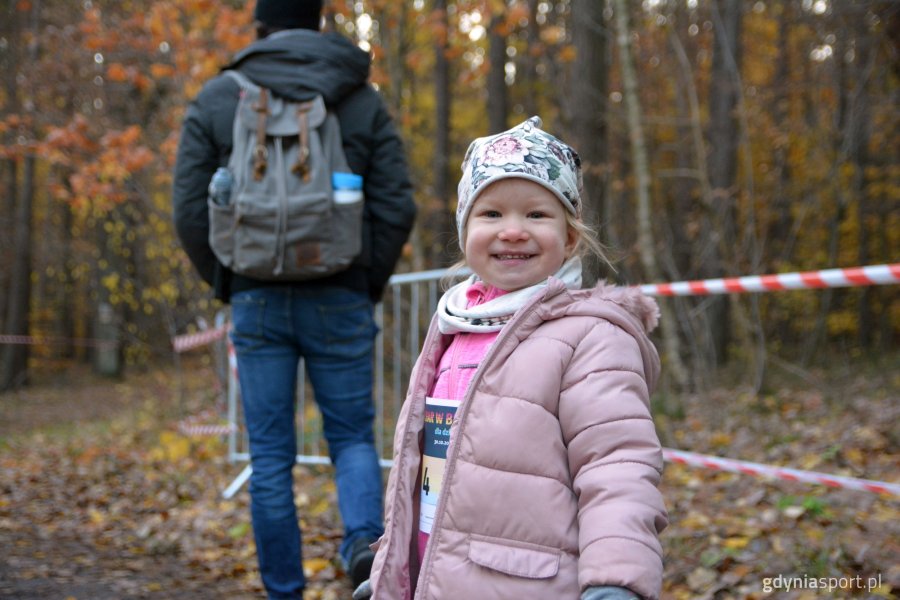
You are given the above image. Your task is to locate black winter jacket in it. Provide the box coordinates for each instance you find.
[172,29,416,302]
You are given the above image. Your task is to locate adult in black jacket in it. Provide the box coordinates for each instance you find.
[172,2,416,598]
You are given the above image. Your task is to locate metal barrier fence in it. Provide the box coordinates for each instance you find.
[187,263,900,499]
[223,268,469,494]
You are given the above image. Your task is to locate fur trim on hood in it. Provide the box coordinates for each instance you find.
[593,281,661,333]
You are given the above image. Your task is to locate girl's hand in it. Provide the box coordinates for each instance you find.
[581,585,640,600]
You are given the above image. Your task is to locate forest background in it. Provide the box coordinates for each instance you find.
[0,0,898,392]
[0,1,898,598]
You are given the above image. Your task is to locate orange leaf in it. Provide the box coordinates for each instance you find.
[150,63,175,79]
[107,63,129,82]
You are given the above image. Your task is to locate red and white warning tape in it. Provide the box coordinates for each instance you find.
[178,421,236,436]
[170,264,900,350]
[176,409,237,437]
[228,339,238,379]
[172,325,229,353]
[663,448,900,497]
[640,263,900,296]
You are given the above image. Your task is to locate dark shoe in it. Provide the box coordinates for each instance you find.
[347,537,376,589]
[352,579,373,600]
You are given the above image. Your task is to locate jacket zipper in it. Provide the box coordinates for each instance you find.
[446,332,464,399]
[415,288,554,598]
[380,317,444,599]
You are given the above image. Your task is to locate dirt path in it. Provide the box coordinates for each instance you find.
[0,523,251,599]
[0,362,352,599]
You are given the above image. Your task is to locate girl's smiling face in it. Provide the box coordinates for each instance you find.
[463,178,576,292]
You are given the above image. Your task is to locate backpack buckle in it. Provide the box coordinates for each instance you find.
[253,145,268,180]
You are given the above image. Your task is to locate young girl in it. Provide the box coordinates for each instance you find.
[359,117,667,600]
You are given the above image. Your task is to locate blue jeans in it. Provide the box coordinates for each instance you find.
[230,286,385,599]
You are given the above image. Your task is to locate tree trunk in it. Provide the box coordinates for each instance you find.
[378,2,407,121]
[430,0,453,266]
[0,159,14,335]
[0,156,34,391]
[703,0,742,366]
[804,4,877,362]
[521,0,540,118]
[487,12,508,134]
[771,2,793,265]
[850,13,873,349]
[58,194,76,359]
[612,0,688,392]
[0,0,23,337]
[570,0,610,286]
[666,23,715,388]
[1,0,38,391]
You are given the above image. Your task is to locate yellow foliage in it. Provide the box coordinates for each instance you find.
[88,508,106,525]
[309,498,331,518]
[678,511,711,529]
[722,536,750,550]
[302,557,331,578]
[709,432,733,448]
[153,431,192,462]
[826,310,857,336]
[101,273,120,293]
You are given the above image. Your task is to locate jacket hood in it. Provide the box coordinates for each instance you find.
[227,29,370,104]
[530,279,662,392]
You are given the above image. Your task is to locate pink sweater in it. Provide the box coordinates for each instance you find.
[418,282,505,561]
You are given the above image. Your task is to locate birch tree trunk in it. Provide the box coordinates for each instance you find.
[667,24,715,388]
[612,0,688,391]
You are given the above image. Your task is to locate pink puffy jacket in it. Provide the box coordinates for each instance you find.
[369,280,668,599]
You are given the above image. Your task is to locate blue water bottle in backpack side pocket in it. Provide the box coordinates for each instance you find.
[332,172,363,204]
[208,167,233,206]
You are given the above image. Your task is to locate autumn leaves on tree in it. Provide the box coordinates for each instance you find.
[1,1,897,391]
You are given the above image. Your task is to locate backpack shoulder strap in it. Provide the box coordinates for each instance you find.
[222,69,259,92]
[224,70,269,180]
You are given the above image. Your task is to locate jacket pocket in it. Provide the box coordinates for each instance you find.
[467,535,560,580]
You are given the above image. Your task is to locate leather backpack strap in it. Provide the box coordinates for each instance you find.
[292,101,315,181]
[223,70,269,180]
[252,88,269,180]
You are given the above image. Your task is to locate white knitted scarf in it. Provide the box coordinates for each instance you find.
[437,257,583,334]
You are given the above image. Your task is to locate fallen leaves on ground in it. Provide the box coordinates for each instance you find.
[0,362,352,599]
[657,362,900,599]
[0,356,898,599]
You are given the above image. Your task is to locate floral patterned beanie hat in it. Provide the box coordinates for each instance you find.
[456,116,582,249]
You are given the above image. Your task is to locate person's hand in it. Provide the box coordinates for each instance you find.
[581,585,639,600]
[352,579,372,600]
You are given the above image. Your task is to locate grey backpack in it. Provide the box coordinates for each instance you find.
[208,69,364,281]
